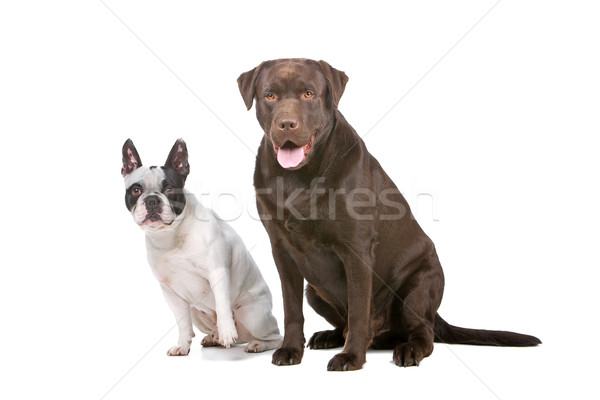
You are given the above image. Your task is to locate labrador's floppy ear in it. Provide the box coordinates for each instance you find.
[121,139,142,177]
[237,62,265,110]
[317,60,349,109]
[165,138,190,180]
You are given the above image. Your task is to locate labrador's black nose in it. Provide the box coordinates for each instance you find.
[278,117,299,131]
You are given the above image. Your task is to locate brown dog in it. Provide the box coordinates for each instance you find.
[237,58,540,371]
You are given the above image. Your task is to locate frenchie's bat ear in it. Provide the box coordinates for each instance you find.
[122,139,142,177]
[165,138,190,180]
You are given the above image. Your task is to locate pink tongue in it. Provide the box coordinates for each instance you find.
[277,145,305,168]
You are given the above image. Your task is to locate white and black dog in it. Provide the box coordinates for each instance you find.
[121,138,282,355]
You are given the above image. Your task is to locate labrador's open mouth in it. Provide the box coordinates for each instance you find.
[273,135,315,169]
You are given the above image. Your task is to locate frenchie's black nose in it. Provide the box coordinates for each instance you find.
[144,195,162,212]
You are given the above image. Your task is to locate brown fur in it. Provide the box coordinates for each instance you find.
[238,58,540,371]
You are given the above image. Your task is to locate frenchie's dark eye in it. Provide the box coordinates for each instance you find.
[131,186,142,196]
[163,186,174,195]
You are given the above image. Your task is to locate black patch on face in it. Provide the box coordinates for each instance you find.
[161,167,187,215]
[125,183,143,212]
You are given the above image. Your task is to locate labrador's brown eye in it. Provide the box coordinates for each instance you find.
[304,91,314,99]
[266,93,276,100]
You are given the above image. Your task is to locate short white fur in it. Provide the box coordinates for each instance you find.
[123,143,282,355]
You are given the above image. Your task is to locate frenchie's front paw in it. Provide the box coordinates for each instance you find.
[219,328,238,348]
[166,345,190,356]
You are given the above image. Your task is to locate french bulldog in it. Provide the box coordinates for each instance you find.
[121,138,282,355]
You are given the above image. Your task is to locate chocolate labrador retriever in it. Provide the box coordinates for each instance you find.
[237,58,540,371]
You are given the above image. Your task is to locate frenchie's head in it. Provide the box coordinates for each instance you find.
[121,138,190,232]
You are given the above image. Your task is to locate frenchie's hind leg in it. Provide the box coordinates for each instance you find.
[244,337,283,353]
[235,300,283,353]
[200,332,221,347]
[190,308,221,348]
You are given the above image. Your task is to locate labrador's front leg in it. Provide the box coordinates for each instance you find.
[326,243,374,371]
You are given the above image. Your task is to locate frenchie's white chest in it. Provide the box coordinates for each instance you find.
[145,238,216,313]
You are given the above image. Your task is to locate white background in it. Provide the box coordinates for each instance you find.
[1,1,598,399]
